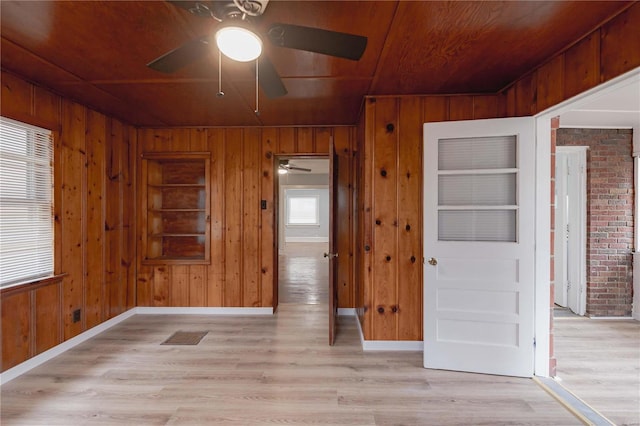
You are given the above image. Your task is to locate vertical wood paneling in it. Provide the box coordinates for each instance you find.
[278,128,295,154]
[514,72,537,117]
[564,32,600,99]
[600,3,640,83]
[123,127,136,310]
[261,128,277,308]
[423,97,448,122]
[371,98,398,340]
[33,86,60,127]
[297,128,314,153]
[243,128,261,307]
[1,292,30,370]
[1,72,32,118]
[397,97,423,340]
[153,266,170,306]
[315,128,331,154]
[171,265,189,307]
[335,127,353,308]
[106,119,124,318]
[61,101,86,339]
[189,265,207,307]
[85,110,106,327]
[537,55,565,112]
[224,129,243,306]
[473,95,499,119]
[362,99,376,339]
[207,129,225,306]
[1,72,135,372]
[449,96,474,120]
[34,283,62,354]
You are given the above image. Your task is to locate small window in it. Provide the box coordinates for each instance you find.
[0,117,54,287]
[286,192,319,225]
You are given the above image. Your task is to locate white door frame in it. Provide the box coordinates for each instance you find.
[554,146,587,315]
[533,67,640,376]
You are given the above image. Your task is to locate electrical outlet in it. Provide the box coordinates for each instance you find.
[72,309,81,323]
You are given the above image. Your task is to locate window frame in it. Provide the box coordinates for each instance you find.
[285,191,320,226]
[0,116,55,288]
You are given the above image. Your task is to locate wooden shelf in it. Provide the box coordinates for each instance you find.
[141,152,210,265]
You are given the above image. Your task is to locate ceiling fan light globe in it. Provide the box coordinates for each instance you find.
[278,168,288,175]
[215,26,263,62]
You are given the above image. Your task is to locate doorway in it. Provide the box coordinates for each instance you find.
[276,157,330,305]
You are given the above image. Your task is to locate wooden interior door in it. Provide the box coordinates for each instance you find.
[328,139,339,345]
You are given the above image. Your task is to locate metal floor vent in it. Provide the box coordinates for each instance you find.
[161,331,208,346]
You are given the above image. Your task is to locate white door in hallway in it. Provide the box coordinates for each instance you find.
[554,147,587,316]
[423,117,536,377]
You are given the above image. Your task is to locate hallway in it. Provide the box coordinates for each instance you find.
[278,242,329,305]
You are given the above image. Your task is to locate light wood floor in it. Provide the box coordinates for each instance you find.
[1,246,586,425]
[278,242,328,304]
[553,308,640,426]
[1,305,581,425]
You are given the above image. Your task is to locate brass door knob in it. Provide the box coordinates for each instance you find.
[428,257,437,266]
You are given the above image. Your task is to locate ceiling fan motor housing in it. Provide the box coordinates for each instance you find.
[211,0,269,19]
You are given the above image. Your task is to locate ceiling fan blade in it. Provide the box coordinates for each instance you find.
[267,23,367,61]
[257,55,287,98]
[288,166,312,172]
[147,36,212,73]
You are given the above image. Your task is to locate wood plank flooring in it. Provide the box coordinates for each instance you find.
[0,245,586,425]
[1,305,580,425]
[278,242,328,304]
[553,308,640,426]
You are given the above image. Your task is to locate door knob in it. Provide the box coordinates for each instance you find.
[324,252,338,259]
[428,257,437,266]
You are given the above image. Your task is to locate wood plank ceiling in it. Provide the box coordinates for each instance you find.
[0,1,633,127]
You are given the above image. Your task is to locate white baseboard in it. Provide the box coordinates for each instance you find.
[337,308,356,316]
[135,307,274,315]
[587,316,635,320]
[354,314,423,351]
[0,306,274,385]
[284,237,329,243]
[0,309,136,385]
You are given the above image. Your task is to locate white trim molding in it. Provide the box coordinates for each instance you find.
[354,315,422,351]
[135,307,274,315]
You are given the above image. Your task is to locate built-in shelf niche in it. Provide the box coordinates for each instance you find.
[141,152,210,264]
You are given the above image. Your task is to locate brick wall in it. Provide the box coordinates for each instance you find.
[557,128,634,317]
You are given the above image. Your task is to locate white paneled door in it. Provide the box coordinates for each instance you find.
[423,117,536,377]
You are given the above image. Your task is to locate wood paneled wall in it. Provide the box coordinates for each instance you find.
[503,2,640,116]
[136,127,356,309]
[356,2,639,342]
[1,71,135,372]
[357,94,505,341]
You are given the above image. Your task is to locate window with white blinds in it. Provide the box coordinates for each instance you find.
[437,135,518,242]
[286,192,319,225]
[0,117,54,287]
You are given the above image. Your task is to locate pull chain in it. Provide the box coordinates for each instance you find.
[216,50,224,98]
[255,57,260,115]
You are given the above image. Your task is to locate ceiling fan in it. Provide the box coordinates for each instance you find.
[147,0,368,99]
[279,159,312,173]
